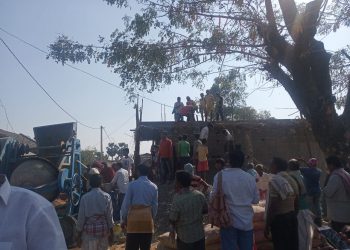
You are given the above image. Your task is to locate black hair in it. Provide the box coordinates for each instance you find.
[229,148,245,168]
[216,158,225,166]
[272,157,288,172]
[90,174,102,188]
[112,162,123,170]
[182,135,188,140]
[201,138,207,144]
[175,170,192,188]
[288,159,300,171]
[124,148,130,155]
[194,134,200,139]
[208,123,214,129]
[137,164,150,176]
[102,162,108,168]
[326,155,343,169]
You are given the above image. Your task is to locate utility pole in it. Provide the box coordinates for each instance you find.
[134,95,141,166]
[100,125,103,160]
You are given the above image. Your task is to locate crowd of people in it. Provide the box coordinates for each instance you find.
[2,128,350,250]
[172,90,224,122]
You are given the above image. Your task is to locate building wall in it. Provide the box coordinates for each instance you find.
[139,119,326,169]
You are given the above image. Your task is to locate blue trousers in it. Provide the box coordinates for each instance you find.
[220,227,253,250]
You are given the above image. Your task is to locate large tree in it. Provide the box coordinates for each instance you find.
[48,0,350,159]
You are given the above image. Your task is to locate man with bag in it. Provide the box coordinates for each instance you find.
[210,149,259,250]
[121,164,158,250]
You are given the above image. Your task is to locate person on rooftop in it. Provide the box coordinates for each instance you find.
[199,93,206,121]
[215,93,224,121]
[204,90,215,122]
[172,97,184,122]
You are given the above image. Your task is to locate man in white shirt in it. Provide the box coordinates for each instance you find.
[111,162,129,221]
[211,149,259,250]
[255,164,271,200]
[121,148,134,180]
[199,123,214,140]
[0,174,66,250]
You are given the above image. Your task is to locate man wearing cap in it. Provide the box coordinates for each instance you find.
[183,163,210,195]
[300,158,322,226]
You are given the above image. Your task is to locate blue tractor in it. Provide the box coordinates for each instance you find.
[0,122,84,248]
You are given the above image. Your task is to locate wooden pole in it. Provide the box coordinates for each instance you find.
[134,95,141,166]
[100,125,103,160]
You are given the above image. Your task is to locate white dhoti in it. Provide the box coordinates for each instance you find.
[297,209,314,250]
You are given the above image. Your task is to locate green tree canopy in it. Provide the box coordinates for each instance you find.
[48,0,350,158]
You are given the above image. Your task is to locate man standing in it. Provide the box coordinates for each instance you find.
[169,171,208,250]
[111,162,129,222]
[121,164,158,250]
[199,122,213,141]
[173,97,184,122]
[255,164,270,200]
[159,132,173,184]
[192,134,202,167]
[211,149,259,250]
[0,175,66,250]
[204,90,215,121]
[197,138,209,181]
[121,148,135,181]
[177,135,191,169]
[215,93,224,121]
[264,157,298,250]
[77,174,114,250]
[324,156,350,232]
[300,158,322,226]
[199,93,206,121]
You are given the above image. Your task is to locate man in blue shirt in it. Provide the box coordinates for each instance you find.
[121,164,158,250]
[300,158,322,226]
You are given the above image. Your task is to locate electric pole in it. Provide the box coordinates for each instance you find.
[100,125,103,160]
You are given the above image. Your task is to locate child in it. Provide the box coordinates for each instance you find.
[197,138,209,181]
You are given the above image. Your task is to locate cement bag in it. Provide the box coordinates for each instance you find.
[204,224,220,245]
[157,233,176,249]
[256,241,274,250]
[254,230,268,244]
[253,206,265,222]
[206,243,221,250]
[253,221,265,231]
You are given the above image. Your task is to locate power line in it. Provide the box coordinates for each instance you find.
[0,98,15,132]
[103,127,113,143]
[0,36,99,130]
[0,27,173,108]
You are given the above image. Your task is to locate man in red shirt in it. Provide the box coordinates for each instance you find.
[159,132,173,184]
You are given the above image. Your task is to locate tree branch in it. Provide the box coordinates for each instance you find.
[278,0,298,41]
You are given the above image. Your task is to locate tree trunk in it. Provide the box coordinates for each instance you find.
[259,0,350,162]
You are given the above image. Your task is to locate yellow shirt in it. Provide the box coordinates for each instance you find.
[197,144,208,162]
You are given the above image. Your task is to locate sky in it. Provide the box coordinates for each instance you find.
[0,0,349,154]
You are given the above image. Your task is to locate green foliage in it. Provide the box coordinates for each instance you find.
[106,142,128,160]
[80,147,104,166]
[47,0,350,108]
